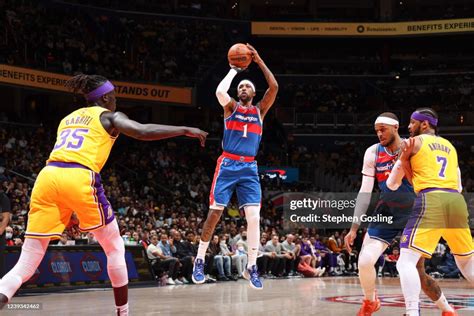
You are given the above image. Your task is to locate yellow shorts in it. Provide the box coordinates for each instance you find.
[25,162,115,239]
[401,189,473,258]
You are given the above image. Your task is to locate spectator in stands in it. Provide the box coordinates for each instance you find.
[218,234,238,280]
[147,235,180,285]
[209,235,232,281]
[299,236,315,267]
[234,231,248,278]
[281,234,298,276]
[4,226,14,247]
[426,242,447,274]
[265,234,286,277]
[256,236,273,278]
[437,249,461,279]
[87,232,98,245]
[173,231,193,283]
[383,247,399,277]
[56,232,70,246]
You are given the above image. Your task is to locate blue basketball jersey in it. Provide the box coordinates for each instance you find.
[375,144,413,193]
[222,103,262,157]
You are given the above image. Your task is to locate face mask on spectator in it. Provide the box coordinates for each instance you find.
[6,232,13,239]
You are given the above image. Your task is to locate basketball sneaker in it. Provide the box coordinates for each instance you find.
[357,292,381,316]
[243,265,263,290]
[192,258,206,284]
[442,305,459,316]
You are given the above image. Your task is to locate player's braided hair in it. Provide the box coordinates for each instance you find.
[64,74,108,96]
[415,107,439,134]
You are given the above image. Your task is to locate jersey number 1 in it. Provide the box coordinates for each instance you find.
[436,156,447,178]
[242,124,248,138]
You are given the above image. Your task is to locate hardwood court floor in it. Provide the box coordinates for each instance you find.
[3,277,473,315]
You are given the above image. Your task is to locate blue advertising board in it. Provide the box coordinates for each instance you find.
[5,250,138,285]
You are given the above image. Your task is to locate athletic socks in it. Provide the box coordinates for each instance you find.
[435,293,453,312]
[196,241,209,261]
[116,303,129,316]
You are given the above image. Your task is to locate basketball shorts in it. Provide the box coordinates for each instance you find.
[209,154,261,209]
[400,188,473,258]
[368,191,415,244]
[25,162,115,239]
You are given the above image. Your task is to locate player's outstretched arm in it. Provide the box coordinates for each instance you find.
[247,44,278,119]
[104,111,208,146]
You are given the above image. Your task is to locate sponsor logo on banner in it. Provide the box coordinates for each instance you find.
[0,64,192,105]
[6,250,139,286]
[48,253,73,282]
[252,18,474,36]
[80,253,103,280]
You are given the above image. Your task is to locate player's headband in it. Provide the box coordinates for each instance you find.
[86,81,115,101]
[374,116,399,126]
[237,80,255,93]
[411,111,438,126]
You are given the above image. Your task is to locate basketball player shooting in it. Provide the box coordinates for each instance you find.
[192,44,278,290]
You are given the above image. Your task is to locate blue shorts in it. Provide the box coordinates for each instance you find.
[209,155,261,209]
[367,227,400,245]
[368,192,414,244]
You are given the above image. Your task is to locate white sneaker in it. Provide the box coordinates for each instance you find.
[314,267,322,277]
[174,279,184,285]
[182,277,190,284]
[167,277,176,285]
[318,267,326,277]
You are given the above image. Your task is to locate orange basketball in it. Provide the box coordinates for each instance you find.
[227,43,252,68]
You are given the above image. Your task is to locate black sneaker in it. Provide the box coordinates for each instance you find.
[226,274,238,281]
[217,275,230,281]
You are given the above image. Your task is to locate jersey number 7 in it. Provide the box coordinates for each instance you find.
[436,156,447,178]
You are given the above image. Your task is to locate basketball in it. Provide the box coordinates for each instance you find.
[227,43,252,68]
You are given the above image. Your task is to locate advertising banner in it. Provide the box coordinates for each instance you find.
[252,18,474,37]
[0,64,192,105]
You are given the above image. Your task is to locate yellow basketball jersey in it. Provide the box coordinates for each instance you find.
[410,134,458,193]
[48,106,117,173]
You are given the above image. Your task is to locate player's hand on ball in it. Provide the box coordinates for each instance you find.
[246,43,262,64]
[229,64,247,73]
[184,127,208,147]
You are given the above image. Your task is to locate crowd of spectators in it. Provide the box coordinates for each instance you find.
[60,0,474,22]
[0,0,244,85]
[2,1,474,90]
